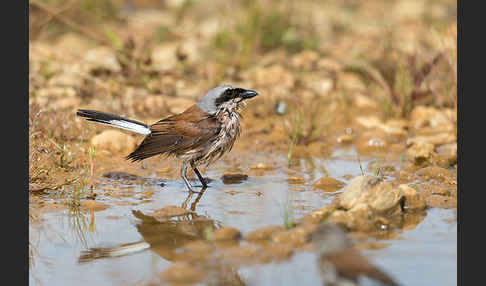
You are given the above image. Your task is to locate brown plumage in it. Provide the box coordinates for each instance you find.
[126,105,221,162]
[311,224,399,286]
[319,248,399,286]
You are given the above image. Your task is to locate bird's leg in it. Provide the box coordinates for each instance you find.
[190,187,207,211]
[191,161,208,188]
[180,161,194,192]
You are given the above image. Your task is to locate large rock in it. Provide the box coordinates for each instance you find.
[339,175,403,215]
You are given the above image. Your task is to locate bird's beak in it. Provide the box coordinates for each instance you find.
[241,90,258,100]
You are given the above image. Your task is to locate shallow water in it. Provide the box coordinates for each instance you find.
[29,148,457,286]
[239,208,457,286]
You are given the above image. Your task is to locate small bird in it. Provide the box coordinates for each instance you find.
[77,85,258,192]
[310,224,399,286]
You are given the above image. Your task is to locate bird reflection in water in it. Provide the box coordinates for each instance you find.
[77,189,246,285]
[78,189,215,263]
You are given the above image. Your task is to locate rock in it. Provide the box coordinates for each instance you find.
[406,142,435,165]
[426,195,457,209]
[221,173,248,184]
[297,206,335,224]
[150,206,192,220]
[90,130,137,153]
[244,226,284,241]
[327,209,377,232]
[416,166,452,182]
[398,185,426,210]
[103,171,142,181]
[80,200,109,212]
[212,227,241,241]
[339,176,403,215]
[312,176,345,192]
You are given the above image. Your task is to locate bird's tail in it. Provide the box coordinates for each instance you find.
[78,241,150,263]
[76,109,151,135]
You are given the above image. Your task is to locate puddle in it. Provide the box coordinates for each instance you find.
[29,148,456,285]
[239,208,457,286]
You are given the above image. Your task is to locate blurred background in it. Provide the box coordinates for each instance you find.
[29,0,457,115]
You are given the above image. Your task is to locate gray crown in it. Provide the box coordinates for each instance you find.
[196,85,240,114]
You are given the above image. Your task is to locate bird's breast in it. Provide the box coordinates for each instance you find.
[197,111,241,165]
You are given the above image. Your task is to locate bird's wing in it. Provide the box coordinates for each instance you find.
[126,105,220,161]
[323,248,399,286]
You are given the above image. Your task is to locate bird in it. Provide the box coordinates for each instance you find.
[310,224,399,286]
[76,85,258,192]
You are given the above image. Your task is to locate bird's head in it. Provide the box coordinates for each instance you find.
[196,85,258,115]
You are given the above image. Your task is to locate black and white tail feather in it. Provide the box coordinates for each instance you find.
[78,241,150,263]
[76,109,151,135]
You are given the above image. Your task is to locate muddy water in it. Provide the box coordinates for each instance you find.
[29,148,457,286]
